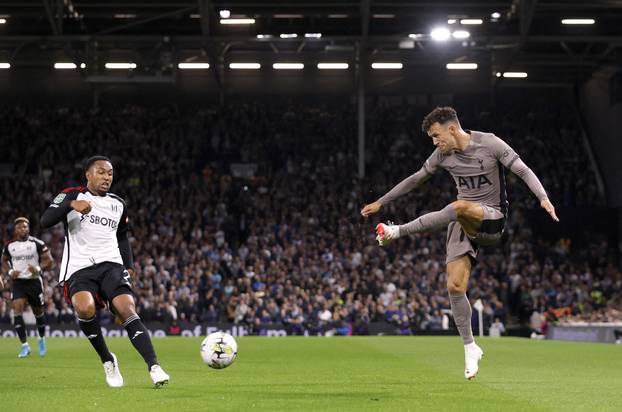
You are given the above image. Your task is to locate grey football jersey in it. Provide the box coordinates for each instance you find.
[423,131,517,213]
[378,130,548,213]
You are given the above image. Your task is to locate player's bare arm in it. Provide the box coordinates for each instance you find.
[541,198,559,222]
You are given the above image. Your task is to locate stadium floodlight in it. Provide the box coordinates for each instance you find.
[409,33,424,39]
[178,63,210,69]
[446,63,478,70]
[447,19,457,24]
[256,34,272,39]
[371,62,403,69]
[431,27,451,41]
[105,63,136,69]
[190,14,200,19]
[229,63,261,69]
[80,63,86,69]
[561,18,595,25]
[503,72,528,78]
[452,30,470,39]
[273,63,304,70]
[280,33,298,38]
[54,62,77,69]
[0,18,6,24]
[0,62,10,69]
[496,72,501,77]
[219,10,230,19]
[317,63,349,69]
[491,12,501,19]
[304,33,322,38]
[461,19,483,25]
[220,18,255,25]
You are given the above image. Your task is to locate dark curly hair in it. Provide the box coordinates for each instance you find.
[421,106,460,133]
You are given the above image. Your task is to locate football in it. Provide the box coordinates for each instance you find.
[200,332,238,369]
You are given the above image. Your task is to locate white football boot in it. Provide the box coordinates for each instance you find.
[464,342,484,380]
[103,353,124,388]
[150,364,170,388]
[375,223,400,246]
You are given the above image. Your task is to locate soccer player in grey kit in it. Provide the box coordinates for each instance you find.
[361,107,559,380]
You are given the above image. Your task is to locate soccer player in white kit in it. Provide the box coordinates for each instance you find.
[2,217,53,357]
[362,107,559,379]
[40,156,170,388]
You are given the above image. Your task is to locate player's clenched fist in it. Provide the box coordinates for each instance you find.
[361,201,382,217]
[70,199,92,214]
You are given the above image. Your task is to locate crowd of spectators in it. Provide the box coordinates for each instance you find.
[0,100,619,336]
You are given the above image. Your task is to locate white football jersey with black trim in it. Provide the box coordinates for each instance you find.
[58,190,127,282]
[3,236,48,279]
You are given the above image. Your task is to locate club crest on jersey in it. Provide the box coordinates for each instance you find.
[457,175,492,189]
[53,193,66,204]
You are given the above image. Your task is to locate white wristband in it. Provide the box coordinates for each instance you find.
[8,269,16,276]
[35,265,42,273]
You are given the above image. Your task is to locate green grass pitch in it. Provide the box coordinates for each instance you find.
[1,336,620,411]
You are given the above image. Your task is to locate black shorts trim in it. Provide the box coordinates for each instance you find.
[479,218,506,235]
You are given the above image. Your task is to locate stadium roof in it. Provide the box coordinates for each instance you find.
[0,0,620,86]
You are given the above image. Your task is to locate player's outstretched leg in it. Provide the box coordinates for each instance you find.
[112,294,170,388]
[447,256,483,380]
[12,299,31,358]
[375,203,459,246]
[73,292,123,387]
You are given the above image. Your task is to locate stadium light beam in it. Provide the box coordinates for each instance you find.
[447,19,457,24]
[461,19,483,25]
[0,62,10,69]
[304,33,322,38]
[220,18,255,25]
[491,12,501,19]
[317,63,349,70]
[178,63,210,69]
[0,18,6,24]
[280,33,298,38]
[273,63,304,70]
[561,18,595,25]
[54,62,77,69]
[446,63,478,70]
[229,63,261,69]
[503,72,528,78]
[219,10,230,19]
[105,63,136,69]
[431,27,451,41]
[371,62,403,69]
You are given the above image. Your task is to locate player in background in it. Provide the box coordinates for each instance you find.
[361,107,559,380]
[1,217,54,357]
[40,155,170,388]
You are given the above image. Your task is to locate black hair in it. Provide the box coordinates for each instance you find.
[421,107,460,133]
[84,155,112,172]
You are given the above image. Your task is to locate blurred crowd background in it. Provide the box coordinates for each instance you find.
[1,100,619,335]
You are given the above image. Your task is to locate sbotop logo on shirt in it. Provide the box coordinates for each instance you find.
[81,214,118,229]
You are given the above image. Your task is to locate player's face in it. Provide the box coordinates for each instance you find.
[86,160,114,193]
[427,122,457,154]
[15,221,29,240]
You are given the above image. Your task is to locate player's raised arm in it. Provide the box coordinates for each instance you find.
[361,150,440,217]
[40,189,88,228]
[489,135,559,222]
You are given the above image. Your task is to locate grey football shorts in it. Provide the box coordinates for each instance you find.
[446,204,505,264]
